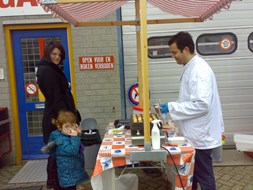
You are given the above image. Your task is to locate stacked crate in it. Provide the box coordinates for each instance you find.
[0,107,12,160]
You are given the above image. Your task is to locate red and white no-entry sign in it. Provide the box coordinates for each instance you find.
[128,83,139,106]
[25,82,38,96]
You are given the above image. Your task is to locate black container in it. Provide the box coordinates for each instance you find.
[81,129,102,146]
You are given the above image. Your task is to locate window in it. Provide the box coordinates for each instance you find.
[196,33,237,55]
[248,32,253,53]
[148,36,172,58]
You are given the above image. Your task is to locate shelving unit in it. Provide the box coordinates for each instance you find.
[0,107,12,159]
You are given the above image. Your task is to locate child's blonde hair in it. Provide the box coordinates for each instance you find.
[52,111,77,130]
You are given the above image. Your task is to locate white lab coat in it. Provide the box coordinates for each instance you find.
[169,55,224,149]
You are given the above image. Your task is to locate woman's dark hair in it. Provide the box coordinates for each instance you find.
[168,32,195,54]
[43,41,66,63]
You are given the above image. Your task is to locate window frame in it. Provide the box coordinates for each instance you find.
[248,32,253,53]
[196,32,238,56]
[147,35,172,59]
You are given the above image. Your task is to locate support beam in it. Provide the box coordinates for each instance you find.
[135,0,143,106]
[76,18,202,27]
[139,0,151,151]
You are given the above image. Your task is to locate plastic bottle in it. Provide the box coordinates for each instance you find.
[161,113,169,126]
[151,120,161,150]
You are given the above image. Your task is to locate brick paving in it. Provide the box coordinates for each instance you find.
[1,164,253,190]
[214,166,253,190]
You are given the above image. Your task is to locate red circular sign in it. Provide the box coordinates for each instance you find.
[25,82,38,96]
[128,83,139,106]
[220,38,232,50]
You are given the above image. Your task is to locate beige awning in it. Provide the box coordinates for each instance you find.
[39,0,129,25]
[39,0,238,26]
[148,0,234,20]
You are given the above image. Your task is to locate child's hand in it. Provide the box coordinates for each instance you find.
[69,128,78,136]
[72,124,81,135]
[62,123,80,136]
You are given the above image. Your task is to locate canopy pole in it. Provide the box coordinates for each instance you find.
[139,0,151,151]
[135,0,143,107]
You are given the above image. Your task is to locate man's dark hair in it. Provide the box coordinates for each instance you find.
[168,32,195,54]
[43,41,66,63]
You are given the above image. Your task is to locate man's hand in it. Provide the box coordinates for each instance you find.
[159,103,169,114]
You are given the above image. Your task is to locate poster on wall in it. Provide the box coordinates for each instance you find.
[79,56,114,70]
[0,0,50,16]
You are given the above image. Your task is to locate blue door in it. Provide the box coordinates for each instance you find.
[12,29,71,159]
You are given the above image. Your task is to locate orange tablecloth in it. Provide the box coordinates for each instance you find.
[92,130,195,190]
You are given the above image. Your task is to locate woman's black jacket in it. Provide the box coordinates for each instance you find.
[36,59,77,143]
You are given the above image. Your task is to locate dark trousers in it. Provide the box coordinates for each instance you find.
[192,149,216,190]
[47,155,62,190]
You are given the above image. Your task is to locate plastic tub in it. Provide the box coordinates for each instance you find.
[234,134,253,152]
[234,134,253,159]
[211,145,222,163]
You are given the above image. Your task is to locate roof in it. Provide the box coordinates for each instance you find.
[39,0,238,26]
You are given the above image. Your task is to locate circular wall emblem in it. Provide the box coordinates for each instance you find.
[220,38,232,50]
[25,82,38,96]
[128,83,139,106]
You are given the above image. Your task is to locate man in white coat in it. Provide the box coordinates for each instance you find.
[160,31,224,190]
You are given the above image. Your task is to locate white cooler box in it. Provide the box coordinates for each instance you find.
[234,134,253,152]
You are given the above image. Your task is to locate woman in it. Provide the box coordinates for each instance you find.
[36,41,79,189]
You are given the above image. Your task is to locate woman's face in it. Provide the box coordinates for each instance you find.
[50,48,62,65]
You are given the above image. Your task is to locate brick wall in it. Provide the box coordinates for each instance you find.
[71,14,122,136]
[0,17,15,164]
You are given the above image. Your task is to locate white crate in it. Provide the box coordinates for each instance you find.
[234,134,253,152]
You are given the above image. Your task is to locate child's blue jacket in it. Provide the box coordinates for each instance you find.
[48,130,89,188]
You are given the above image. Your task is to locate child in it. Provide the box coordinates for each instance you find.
[45,110,89,190]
